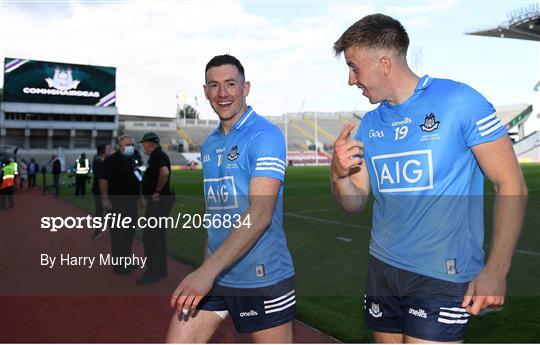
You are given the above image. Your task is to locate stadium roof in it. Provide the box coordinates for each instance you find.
[466,3,540,42]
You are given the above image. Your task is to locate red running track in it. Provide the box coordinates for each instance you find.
[0,188,337,343]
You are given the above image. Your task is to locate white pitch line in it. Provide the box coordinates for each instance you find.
[292,208,340,215]
[484,245,540,257]
[176,195,204,202]
[284,212,371,230]
[515,249,540,256]
[337,236,353,242]
[478,307,503,316]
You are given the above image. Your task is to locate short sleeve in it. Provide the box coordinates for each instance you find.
[155,151,169,169]
[249,125,286,182]
[458,83,506,148]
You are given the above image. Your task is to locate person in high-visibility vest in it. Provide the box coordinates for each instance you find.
[75,153,90,196]
[0,158,16,209]
[13,160,18,190]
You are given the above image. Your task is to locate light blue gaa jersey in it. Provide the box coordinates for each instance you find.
[356,75,507,283]
[201,106,294,288]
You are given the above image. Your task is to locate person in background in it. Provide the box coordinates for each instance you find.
[91,144,112,240]
[137,132,173,285]
[0,158,16,209]
[75,153,90,197]
[18,159,28,191]
[100,134,141,275]
[27,158,39,189]
[51,155,61,197]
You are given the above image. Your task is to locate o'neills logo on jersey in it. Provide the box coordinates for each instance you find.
[371,150,434,193]
[408,308,428,318]
[239,310,258,317]
[392,117,412,127]
[22,66,100,98]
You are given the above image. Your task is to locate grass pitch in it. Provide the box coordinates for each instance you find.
[55,163,539,342]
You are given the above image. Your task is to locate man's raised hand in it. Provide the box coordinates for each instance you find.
[331,123,364,179]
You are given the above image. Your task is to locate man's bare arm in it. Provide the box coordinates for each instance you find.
[155,166,170,192]
[463,135,528,314]
[203,233,209,262]
[99,178,111,210]
[331,123,371,214]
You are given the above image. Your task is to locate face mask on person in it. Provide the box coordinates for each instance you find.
[123,145,135,156]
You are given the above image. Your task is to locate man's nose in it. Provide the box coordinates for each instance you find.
[218,85,227,97]
[348,71,357,86]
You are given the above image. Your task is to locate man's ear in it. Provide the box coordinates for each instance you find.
[203,84,209,100]
[243,81,251,97]
[380,55,392,77]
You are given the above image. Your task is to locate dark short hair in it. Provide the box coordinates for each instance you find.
[97,143,107,156]
[334,14,409,56]
[205,54,245,81]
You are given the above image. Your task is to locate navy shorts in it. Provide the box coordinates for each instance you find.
[197,277,296,333]
[364,256,470,341]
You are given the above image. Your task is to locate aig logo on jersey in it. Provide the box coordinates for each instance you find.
[371,150,434,193]
[203,176,238,210]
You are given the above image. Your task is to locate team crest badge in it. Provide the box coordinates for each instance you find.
[369,302,383,318]
[446,259,458,275]
[227,145,239,161]
[420,113,440,132]
[45,66,80,91]
[255,264,266,278]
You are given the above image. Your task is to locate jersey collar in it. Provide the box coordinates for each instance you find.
[233,106,255,131]
[383,75,433,110]
[415,75,433,91]
[211,106,255,136]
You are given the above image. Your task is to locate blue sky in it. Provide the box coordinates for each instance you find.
[1,0,538,131]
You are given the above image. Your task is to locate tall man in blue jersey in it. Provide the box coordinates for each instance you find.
[167,55,295,343]
[331,14,528,343]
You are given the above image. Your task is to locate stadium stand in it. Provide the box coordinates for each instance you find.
[513,130,539,162]
[287,151,331,166]
[494,104,533,141]
[278,119,311,151]
[281,111,362,147]
[120,114,193,165]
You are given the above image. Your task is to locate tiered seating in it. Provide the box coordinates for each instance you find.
[513,131,539,162]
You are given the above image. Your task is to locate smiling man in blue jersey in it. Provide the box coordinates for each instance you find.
[166,55,295,343]
[331,14,528,343]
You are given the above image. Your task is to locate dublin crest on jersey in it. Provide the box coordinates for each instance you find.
[227,145,240,161]
[420,113,440,132]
